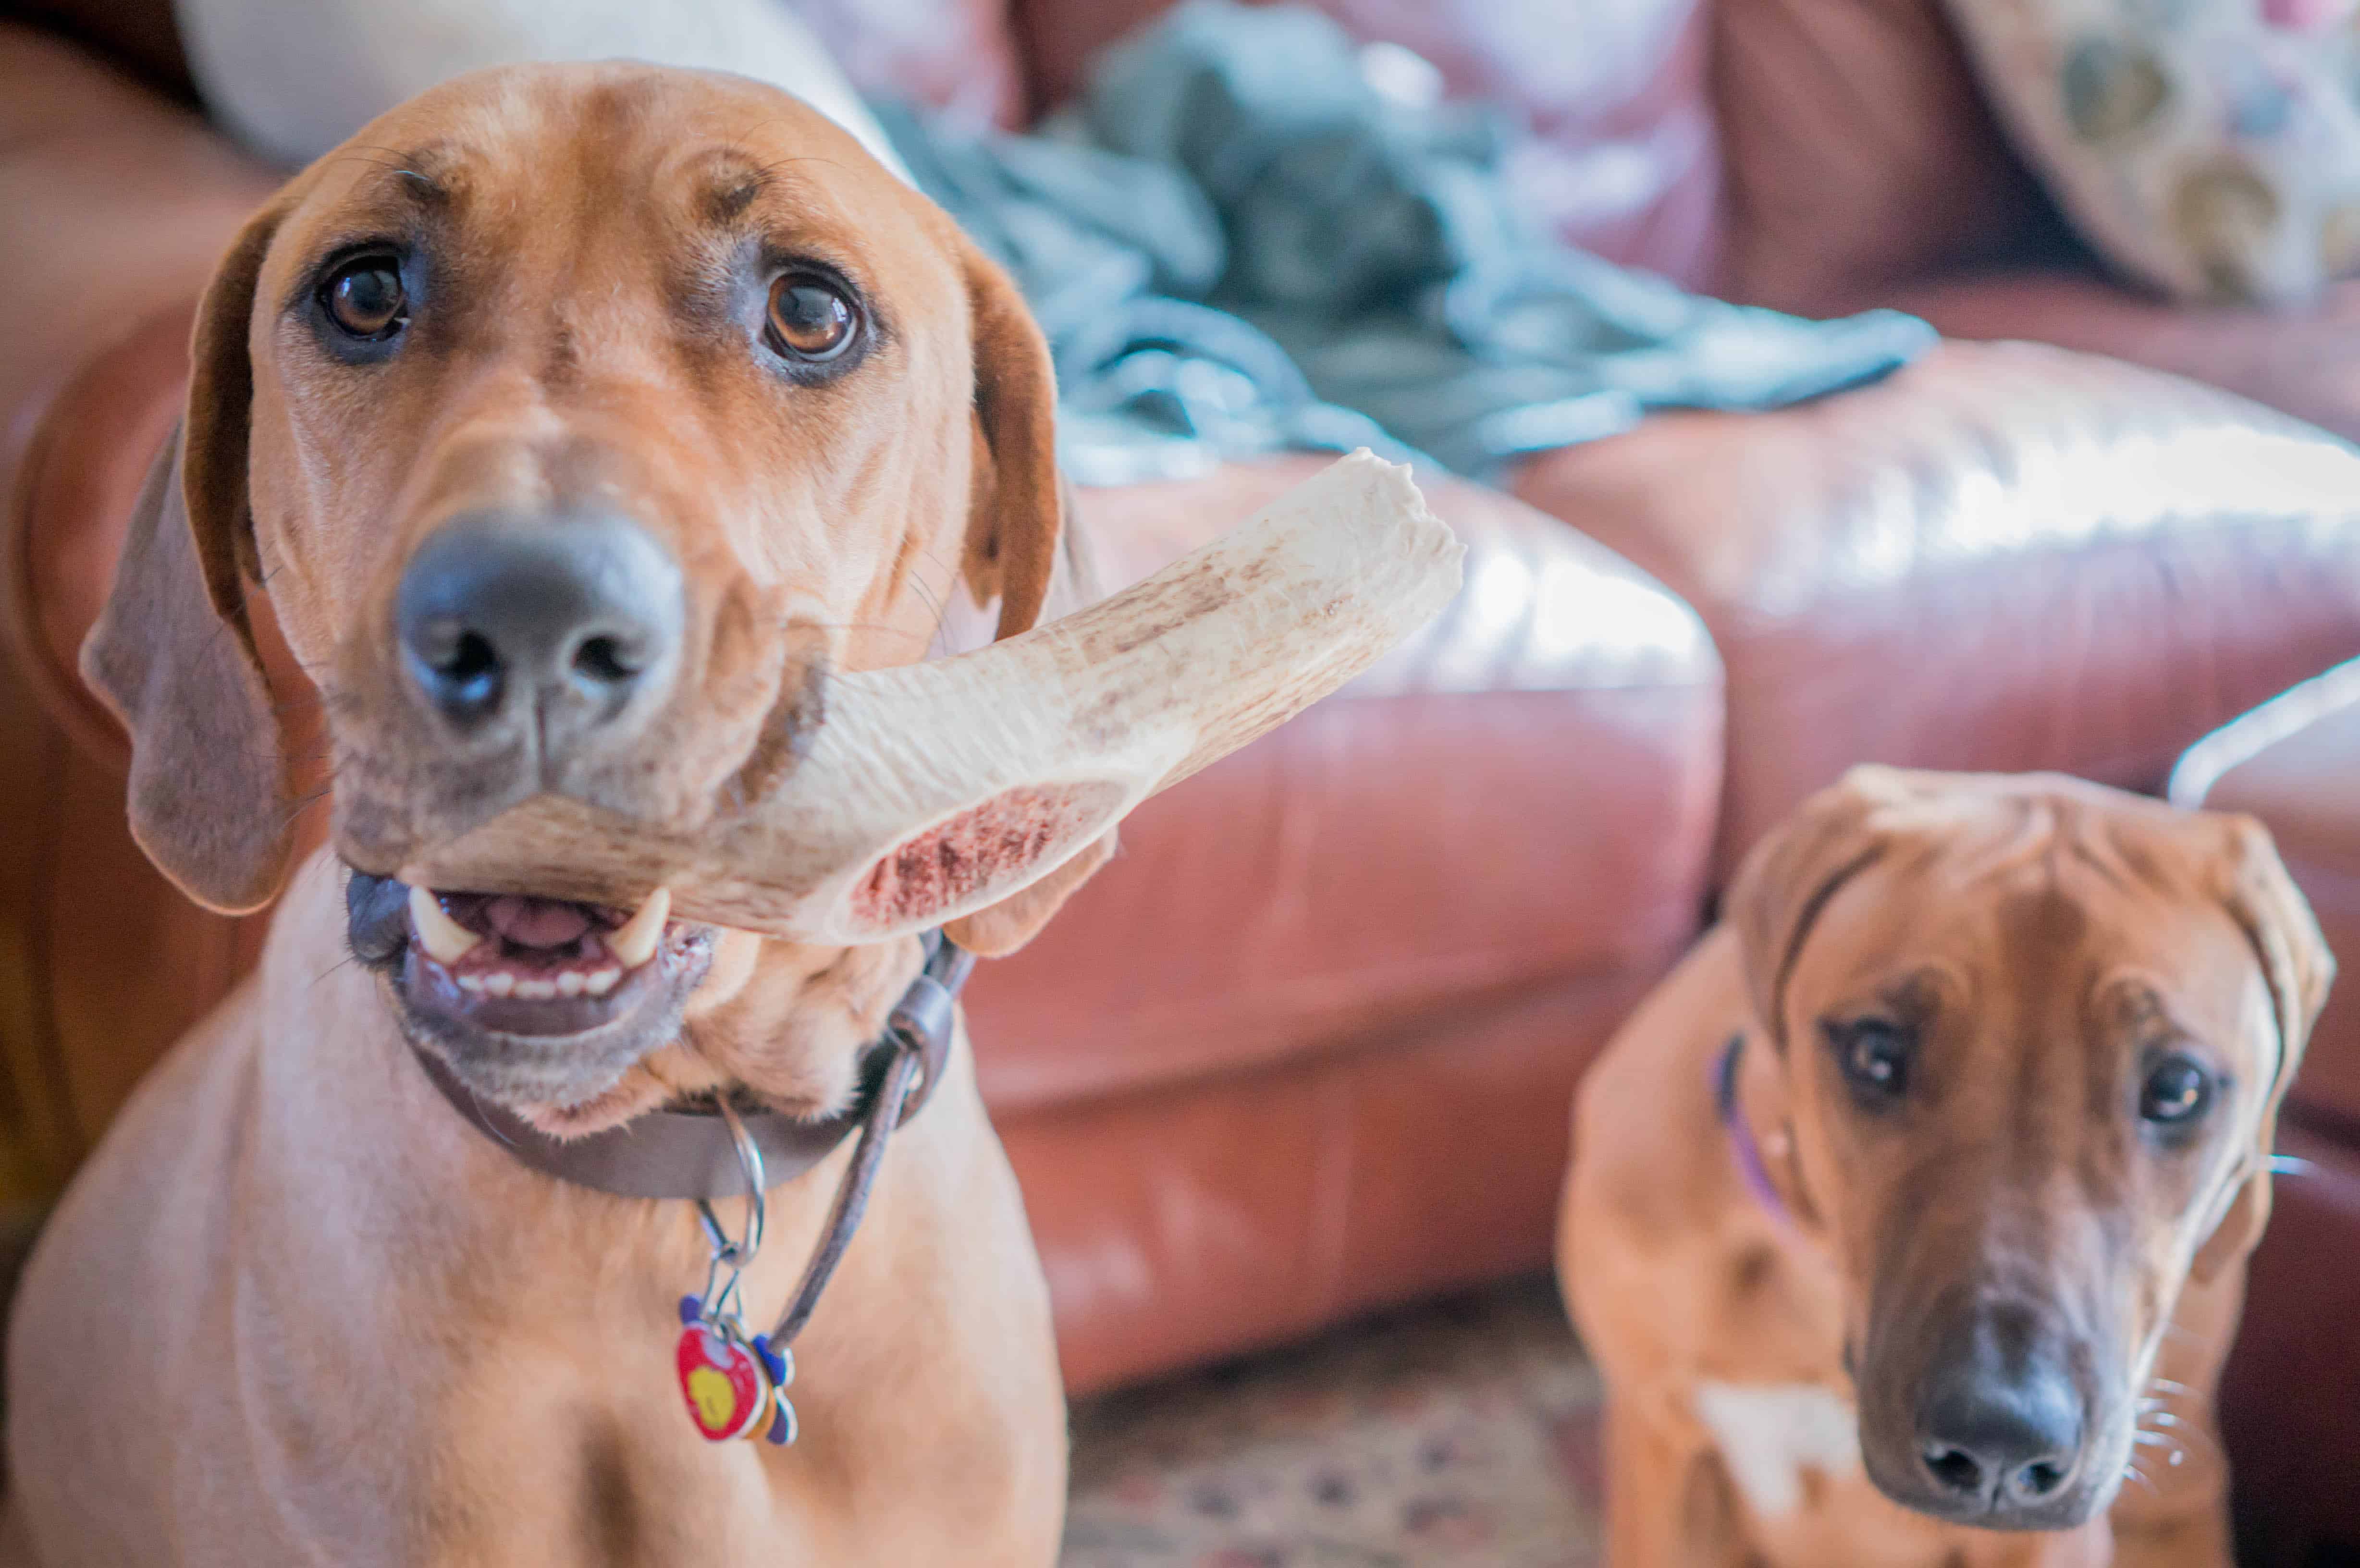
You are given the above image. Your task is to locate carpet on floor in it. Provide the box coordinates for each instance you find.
[1062,1275,1605,1568]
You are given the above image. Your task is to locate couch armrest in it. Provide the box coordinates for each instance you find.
[0,22,280,1193]
[0,22,277,748]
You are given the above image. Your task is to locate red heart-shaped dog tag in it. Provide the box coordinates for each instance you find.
[676,1323,770,1442]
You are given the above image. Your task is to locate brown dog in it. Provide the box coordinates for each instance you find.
[4,63,1106,1563]
[1561,768,2330,1567]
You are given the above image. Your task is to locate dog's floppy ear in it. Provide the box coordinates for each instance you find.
[1728,766,1931,1049]
[2192,813,2334,1283]
[939,235,1112,956]
[80,203,296,913]
[956,236,1063,644]
[940,828,1117,957]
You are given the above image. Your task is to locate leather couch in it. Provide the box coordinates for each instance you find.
[5,0,2360,1557]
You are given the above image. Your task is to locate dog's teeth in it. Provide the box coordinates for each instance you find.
[457,974,486,994]
[584,968,620,996]
[515,979,556,1001]
[556,971,584,997]
[408,885,482,966]
[608,887,671,969]
[484,972,516,998]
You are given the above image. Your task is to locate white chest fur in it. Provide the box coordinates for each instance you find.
[1692,1381,1862,1519]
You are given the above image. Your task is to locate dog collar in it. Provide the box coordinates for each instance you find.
[411,930,972,1200]
[1716,1031,1792,1226]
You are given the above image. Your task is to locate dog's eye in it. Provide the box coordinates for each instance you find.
[765,275,856,361]
[321,256,409,341]
[1827,1018,1911,1102]
[2139,1053,2215,1127]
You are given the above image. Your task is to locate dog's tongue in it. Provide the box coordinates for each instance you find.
[480,894,597,949]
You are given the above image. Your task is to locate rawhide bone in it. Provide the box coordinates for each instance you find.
[399,451,1463,943]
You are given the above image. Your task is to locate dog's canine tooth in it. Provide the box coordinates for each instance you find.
[608,888,671,969]
[584,968,621,996]
[408,885,482,966]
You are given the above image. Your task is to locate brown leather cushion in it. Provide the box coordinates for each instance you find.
[3,0,194,101]
[0,25,275,500]
[1712,0,2055,313]
[1007,0,1723,282]
[966,456,1724,1389]
[2175,659,2360,1131]
[1001,967,1660,1392]
[966,456,1724,1112]
[1513,341,2360,877]
[1901,271,2360,451]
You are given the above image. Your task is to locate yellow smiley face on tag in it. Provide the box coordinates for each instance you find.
[688,1365,738,1429]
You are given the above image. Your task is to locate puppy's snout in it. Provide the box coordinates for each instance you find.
[1916,1362,2081,1512]
[1905,1304,2089,1526]
[396,511,684,738]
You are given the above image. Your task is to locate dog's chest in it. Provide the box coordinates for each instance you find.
[1691,1380,1861,1518]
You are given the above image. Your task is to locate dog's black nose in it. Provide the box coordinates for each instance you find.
[1915,1353,2083,1515]
[396,511,683,735]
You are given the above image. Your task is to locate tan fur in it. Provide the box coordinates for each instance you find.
[13,64,1088,1563]
[1561,768,2331,1568]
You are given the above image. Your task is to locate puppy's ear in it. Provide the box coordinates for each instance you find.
[2193,813,2334,1283]
[79,204,295,913]
[1728,766,1930,1048]
[955,237,1062,642]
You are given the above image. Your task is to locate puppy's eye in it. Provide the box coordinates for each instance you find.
[765,275,856,361]
[1827,1018,1912,1102]
[2140,1053,2215,1127]
[321,256,409,341]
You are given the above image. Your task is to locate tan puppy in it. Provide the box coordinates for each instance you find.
[5,64,1101,1563]
[1562,768,2330,1568]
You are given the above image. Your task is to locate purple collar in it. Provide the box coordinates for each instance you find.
[1715,1032,1791,1225]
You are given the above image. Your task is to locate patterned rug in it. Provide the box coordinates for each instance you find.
[1062,1276,1606,1568]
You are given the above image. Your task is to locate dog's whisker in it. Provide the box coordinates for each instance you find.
[310,952,364,988]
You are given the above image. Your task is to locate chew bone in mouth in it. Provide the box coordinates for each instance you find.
[396,452,1464,942]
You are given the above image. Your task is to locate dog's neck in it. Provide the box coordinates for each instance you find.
[1720,1028,1818,1237]
[1716,1033,1790,1230]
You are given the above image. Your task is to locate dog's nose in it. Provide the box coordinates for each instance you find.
[1914,1356,2083,1515]
[396,511,684,735]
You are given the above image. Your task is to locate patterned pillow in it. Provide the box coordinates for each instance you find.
[1942,0,2360,304]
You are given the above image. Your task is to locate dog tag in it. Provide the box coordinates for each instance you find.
[676,1295,797,1446]
[676,1318,771,1442]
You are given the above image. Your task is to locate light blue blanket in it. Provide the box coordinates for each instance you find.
[876,0,1934,485]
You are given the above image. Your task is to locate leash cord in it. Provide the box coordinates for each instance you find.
[767,1036,925,1345]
